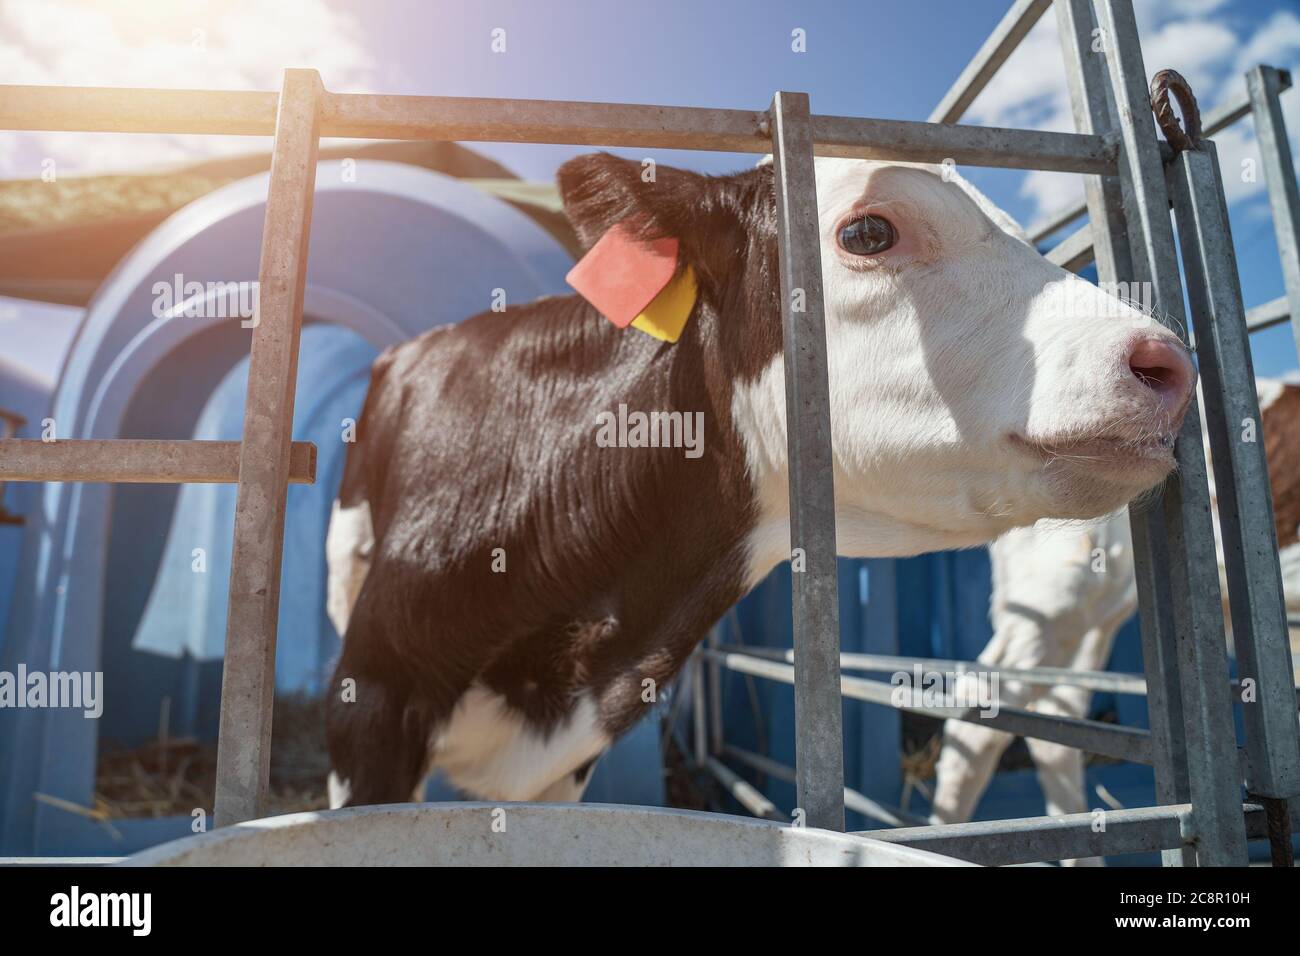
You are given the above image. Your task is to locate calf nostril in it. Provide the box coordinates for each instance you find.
[1127,337,1194,404]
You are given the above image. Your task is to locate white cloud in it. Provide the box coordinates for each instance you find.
[0,0,379,178]
[1232,10,1300,76]
[962,15,1083,224]
[965,15,1070,135]
[1018,169,1086,225]
[961,2,1300,223]
[1137,0,1233,33]
[1203,9,1300,207]
[1166,0,1233,15]
[1142,19,1237,93]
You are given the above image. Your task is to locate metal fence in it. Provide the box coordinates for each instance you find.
[693,0,1300,867]
[0,0,1294,865]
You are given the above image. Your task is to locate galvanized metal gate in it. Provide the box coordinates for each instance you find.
[697,0,1300,867]
[0,0,1295,865]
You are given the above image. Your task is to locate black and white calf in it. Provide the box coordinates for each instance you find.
[323,152,1196,808]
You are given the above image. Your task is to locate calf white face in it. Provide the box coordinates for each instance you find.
[736,158,1195,562]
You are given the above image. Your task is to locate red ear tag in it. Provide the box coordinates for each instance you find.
[565,224,680,329]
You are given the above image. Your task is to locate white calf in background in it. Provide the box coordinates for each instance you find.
[930,379,1300,865]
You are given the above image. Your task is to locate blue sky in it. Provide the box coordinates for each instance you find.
[2,0,1298,376]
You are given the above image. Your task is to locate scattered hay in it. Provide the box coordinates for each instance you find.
[90,693,331,819]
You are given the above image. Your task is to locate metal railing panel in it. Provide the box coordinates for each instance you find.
[872,802,1278,866]
[703,649,1152,765]
[0,83,1116,174]
[0,4,1285,867]
[1170,143,1300,805]
[868,803,1190,866]
[1028,69,1292,245]
[1059,0,1194,868]
[1248,65,1300,361]
[1096,0,1248,866]
[715,643,1149,695]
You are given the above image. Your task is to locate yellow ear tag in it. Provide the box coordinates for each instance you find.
[629,266,698,343]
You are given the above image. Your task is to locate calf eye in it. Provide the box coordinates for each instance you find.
[838,215,897,256]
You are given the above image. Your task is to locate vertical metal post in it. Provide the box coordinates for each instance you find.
[1056,0,1191,865]
[214,69,323,827]
[0,410,25,525]
[1247,65,1300,360]
[768,91,846,832]
[1094,0,1248,865]
[691,653,708,767]
[1169,141,1300,861]
[1055,0,1132,281]
[707,626,724,756]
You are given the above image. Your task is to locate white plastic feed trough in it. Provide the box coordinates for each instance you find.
[121,803,973,866]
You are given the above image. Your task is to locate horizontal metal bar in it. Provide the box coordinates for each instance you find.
[0,83,771,151]
[323,91,769,150]
[1211,68,1291,135]
[868,804,1187,865]
[702,757,785,822]
[1046,234,1300,299]
[714,644,1147,695]
[1246,295,1290,332]
[0,440,317,484]
[1189,294,1295,348]
[1028,202,1090,245]
[722,745,930,828]
[1025,69,1294,243]
[811,114,1114,173]
[704,649,1152,765]
[0,83,1116,173]
[339,90,1116,172]
[929,0,1054,124]
[865,802,1271,866]
[0,85,280,135]
[1045,222,1096,272]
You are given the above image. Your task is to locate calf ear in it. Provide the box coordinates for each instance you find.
[556,152,770,283]
[557,153,702,250]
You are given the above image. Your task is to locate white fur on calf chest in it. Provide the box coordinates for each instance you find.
[426,684,611,801]
[326,500,374,637]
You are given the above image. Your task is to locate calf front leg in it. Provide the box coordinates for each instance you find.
[1024,690,1101,866]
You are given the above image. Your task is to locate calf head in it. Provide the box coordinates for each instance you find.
[557,154,1194,568]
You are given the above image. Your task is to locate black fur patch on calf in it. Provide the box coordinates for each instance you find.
[327,154,785,803]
